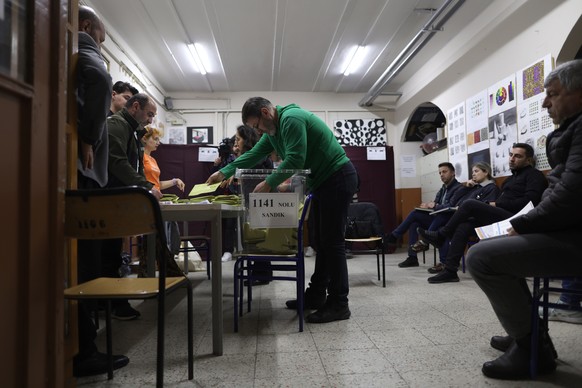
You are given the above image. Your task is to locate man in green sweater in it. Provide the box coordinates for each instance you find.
[207,97,358,323]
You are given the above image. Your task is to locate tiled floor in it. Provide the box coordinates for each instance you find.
[78,249,582,387]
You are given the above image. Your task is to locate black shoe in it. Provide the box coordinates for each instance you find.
[73,351,129,377]
[398,256,419,268]
[306,303,351,323]
[244,279,270,286]
[112,303,141,321]
[427,263,445,274]
[482,339,556,380]
[428,269,459,283]
[417,227,445,247]
[286,291,326,310]
[490,335,558,359]
[490,335,514,352]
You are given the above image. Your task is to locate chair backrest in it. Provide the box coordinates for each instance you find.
[65,186,166,247]
[297,194,313,251]
[346,202,384,238]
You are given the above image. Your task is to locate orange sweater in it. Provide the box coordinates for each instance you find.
[143,153,161,190]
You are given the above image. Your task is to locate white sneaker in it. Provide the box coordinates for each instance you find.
[539,299,582,324]
[305,246,315,257]
[221,252,232,262]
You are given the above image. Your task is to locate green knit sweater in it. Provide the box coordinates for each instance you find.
[221,104,349,190]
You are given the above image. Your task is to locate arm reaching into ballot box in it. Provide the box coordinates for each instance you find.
[253,180,272,193]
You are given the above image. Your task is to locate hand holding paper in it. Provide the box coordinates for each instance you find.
[188,182,220,197]
[474,202,534,239]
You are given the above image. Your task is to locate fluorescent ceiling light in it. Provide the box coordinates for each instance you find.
[187,43,208,75]
[343,45,367,76]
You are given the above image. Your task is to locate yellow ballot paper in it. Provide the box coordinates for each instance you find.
[188,182,220,197]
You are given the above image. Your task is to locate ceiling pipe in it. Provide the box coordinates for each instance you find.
[359,0,466,107]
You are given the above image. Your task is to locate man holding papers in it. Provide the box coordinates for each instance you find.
[419,142,547,283]
[385,162,461,268]
[466,60,582,379]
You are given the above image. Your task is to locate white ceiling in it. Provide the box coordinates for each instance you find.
[85,0,492,103]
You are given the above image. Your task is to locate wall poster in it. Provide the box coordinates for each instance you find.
[487,75,517,177]
[334,118,386,146]
[446,101,468,181]
[187,126,213,144]
[516,54,554,170]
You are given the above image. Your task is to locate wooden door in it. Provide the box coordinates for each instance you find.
[0,0,73,386]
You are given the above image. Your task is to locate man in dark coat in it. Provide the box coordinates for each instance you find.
[467,59,582,380]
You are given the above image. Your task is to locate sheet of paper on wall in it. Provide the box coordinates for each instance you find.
[400,154,416,178]
[188,182,220,197]
[367,146,386,160]
[474,201,534,239]
[198,147,219,162]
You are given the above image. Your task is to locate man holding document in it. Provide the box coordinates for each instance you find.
[465,59,582,379]
[419,142,547,283]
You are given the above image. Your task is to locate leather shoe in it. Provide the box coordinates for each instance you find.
[490,335,558,359]
[306,303,351,323]
[482,340,556,380]
[411,240,429,252]
[427,263,444,274]
[490,335,514,352]
[73,351,129,377]
[428,269,459,283]
[417,227,445,247]
[398,256,419,268]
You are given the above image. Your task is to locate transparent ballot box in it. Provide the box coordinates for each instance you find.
[235,169,310,254]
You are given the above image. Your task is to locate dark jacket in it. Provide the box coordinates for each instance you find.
[511,113,582,233]
[448,180,500,206]
[496,165,547,214]
[76,32,112,187]
[433,179,462,210]
[106,108,153,189]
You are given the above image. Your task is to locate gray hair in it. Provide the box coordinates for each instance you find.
[544,59,582,92]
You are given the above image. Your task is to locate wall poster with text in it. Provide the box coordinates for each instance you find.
[446,101,468,181]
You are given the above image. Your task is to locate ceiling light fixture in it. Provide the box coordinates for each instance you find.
[343,45,366,76]
[187,43,208,75]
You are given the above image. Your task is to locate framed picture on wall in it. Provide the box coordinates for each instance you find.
[187,126,213,144]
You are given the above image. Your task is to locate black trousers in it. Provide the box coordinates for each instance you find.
[441,199,513,272]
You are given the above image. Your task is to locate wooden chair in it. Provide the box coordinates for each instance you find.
[233,194,313,332]
[63,187,193,387]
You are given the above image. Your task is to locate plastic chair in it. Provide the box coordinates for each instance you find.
[63,187,193,387]
[530,276,582,378]
[233,194,312,332]
[345,202,386,287]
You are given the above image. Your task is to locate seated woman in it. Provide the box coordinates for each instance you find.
[139,126,186,277]
[414,162,500,273]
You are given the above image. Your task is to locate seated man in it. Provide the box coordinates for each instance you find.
[419,142,548,283]
[467,59,582,380]
[385,162,461,268]
[417,162,501,273]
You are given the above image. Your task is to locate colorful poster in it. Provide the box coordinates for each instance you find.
[516,54,554,170]
[466,90,489,154]
[446,102,468,181]
[487,75,517,117]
